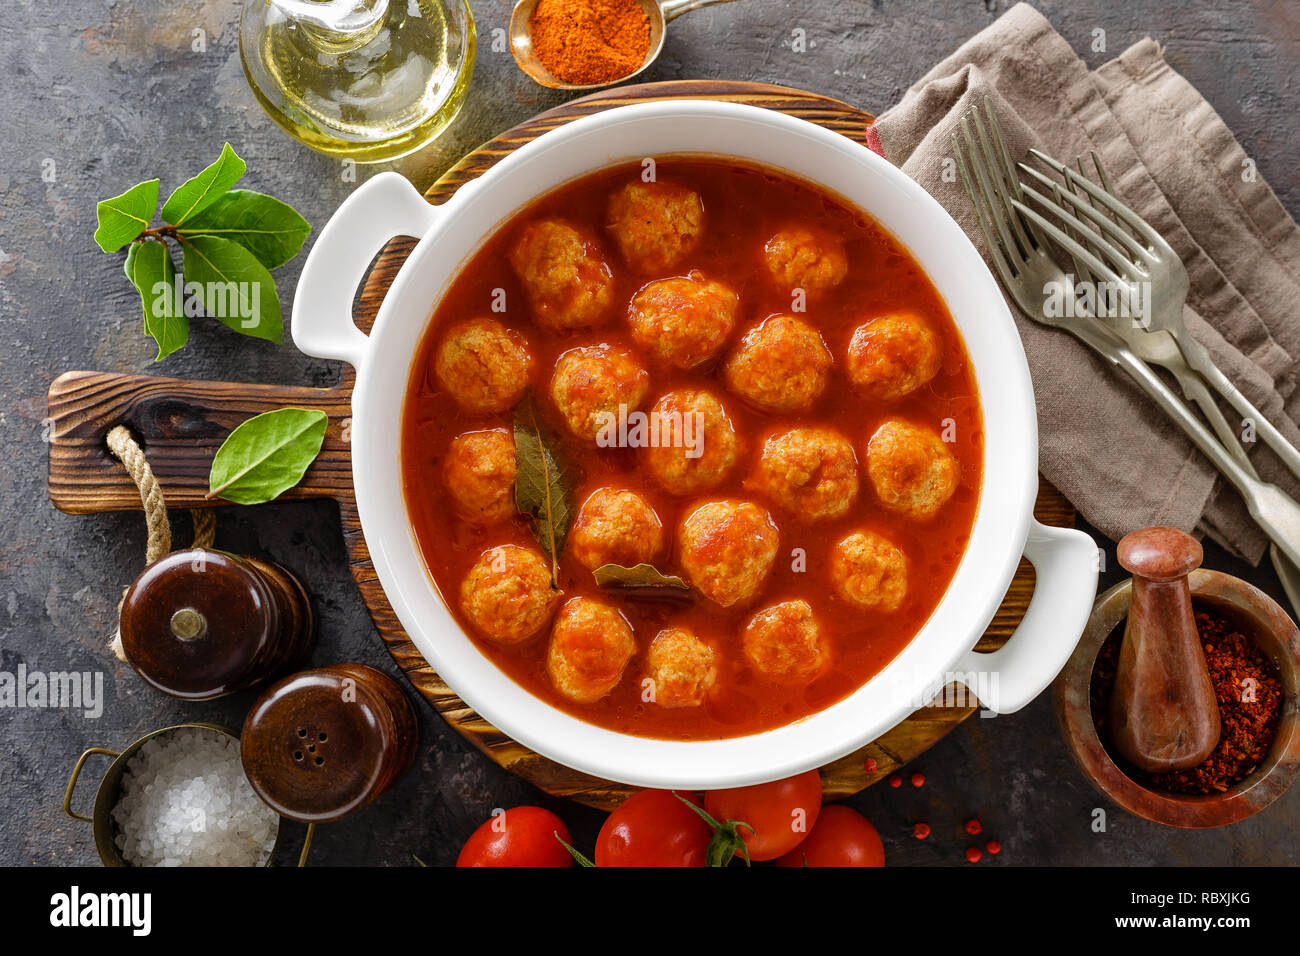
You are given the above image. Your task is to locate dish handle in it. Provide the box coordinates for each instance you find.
[291,172,440,368]
[954,520,1098,715]
[62,747,119,823]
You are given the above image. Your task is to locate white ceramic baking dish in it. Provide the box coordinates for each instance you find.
[292,99,1098,789]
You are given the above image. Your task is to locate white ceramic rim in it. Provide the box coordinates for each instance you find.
[332,101,1047,789]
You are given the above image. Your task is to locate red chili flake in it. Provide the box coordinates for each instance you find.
[964,818,982,835]
[965,847,982,863]
[1091,609,1283,795]
[910,772,925,788]
[985,840,1001,855]
[863,758,878,773]
[888,774,903,788]
[912,822,931,840]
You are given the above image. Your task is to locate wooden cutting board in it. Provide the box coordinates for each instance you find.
[46,80,1075,810]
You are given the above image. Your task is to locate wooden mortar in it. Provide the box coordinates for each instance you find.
[1055,568,1300,828]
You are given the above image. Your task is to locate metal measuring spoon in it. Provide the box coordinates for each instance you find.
[510,0,739,91]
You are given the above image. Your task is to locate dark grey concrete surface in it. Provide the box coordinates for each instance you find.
[2,0,1298,867]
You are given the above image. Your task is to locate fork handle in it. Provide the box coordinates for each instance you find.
[1140,347,1300,597]
[1185,349,1300,484]
[1071,320,1300,569]
[1173,367,1255,472]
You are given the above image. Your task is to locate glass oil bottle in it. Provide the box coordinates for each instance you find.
[239,0,476,163]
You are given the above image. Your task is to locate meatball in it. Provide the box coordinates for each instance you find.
[509,219,614,331]
[742,599,829,681]
[434,317,532,414]
[460,545,560,645]
[606,180,705,273]
[830,530,908,611]
[866,419,959,518]
[569,487,664,570]
[645,627,717,709]
[547,597,636,704]
[847,313,944,401]
[751,427,859,521]
[724,315,832,413]
[550,344,650,441]
[444,429,516,525]
[678,500,779,607]
[627,272,737,369]
[764,225,848,293]
[643,389,740,495]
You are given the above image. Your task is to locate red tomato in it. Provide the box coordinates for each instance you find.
[456,806,574,867]
[596,790,713,867]
[704,770,823,862]
[775,805,885,867]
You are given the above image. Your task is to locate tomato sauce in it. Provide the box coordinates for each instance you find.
[400,158,983,740]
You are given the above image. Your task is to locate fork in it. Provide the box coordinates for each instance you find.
[1017,155,1250,464]
[952,100,1300,572]
[1014,149,1300,607]
[1010,147,1300,486]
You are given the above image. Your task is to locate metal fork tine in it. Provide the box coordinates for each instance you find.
[1065,161,1150,264]
[952,139,1021,287]
[1086,150,1142,243]
[1019,163,1154,267]
[966,113,1029,259]
[1019,180,1144,281]
[1067,156,1145,257]
[973,98,1035,255]
[1009,198,1128,288]
[951,133,1019,283]
[1028,147,1167,251]
[1068,157,1118,246]
[1066,161,1152,278]
[956,118,1024,269]
[1051,179,1095,286]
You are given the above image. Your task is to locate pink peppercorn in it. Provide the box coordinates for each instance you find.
[965,847,982,863]
[986,840,1001,855]
[888,774,902,788]
[910,772,925,788]
[964,818,982,836]
[913,822,931,840]
[863,758,878,773]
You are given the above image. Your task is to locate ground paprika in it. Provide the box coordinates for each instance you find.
[529,0,652,86]
[1091,608,1283,794]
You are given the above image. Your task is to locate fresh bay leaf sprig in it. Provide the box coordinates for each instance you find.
[593,563,693,602]
[94,143,311,360]
[513,394,574,587]
[208,407,328,505]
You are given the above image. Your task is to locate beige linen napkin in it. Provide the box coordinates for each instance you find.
[871,2,1300,563]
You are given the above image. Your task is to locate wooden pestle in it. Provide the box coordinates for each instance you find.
[1109,527,1221,773]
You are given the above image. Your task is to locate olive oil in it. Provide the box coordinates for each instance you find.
[239,0,475,163]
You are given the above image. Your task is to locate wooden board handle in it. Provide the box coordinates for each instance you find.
[47,371,353,514]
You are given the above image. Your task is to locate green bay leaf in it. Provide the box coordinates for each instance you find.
[161,142,246,226]
[126,239,187,361]
[513,395,574,586]
[179,189,311,269]
[208,407,328,505]
[94,179,159,253]
[181,234,283,343]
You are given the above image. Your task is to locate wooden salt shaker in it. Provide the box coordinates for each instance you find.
[240,663,419,824]
[119,548,314,701]
[1109,527,1221,773]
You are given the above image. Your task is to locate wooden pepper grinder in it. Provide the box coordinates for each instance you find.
[1109,527,1221,772]
[119,549,315,700]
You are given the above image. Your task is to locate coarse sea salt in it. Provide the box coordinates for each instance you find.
[111,728,278,867]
